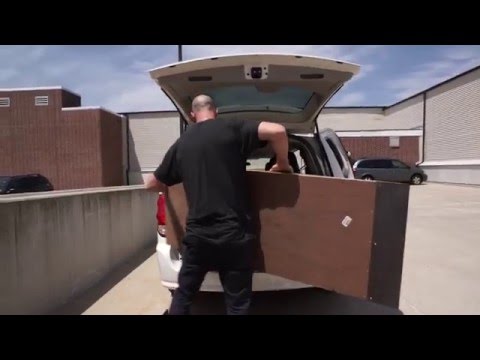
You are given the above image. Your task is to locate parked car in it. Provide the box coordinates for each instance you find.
[352,158,427,185]
[0,174,54,195]
[149,53,360,293]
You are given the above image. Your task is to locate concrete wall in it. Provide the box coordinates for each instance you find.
[0,186,158,315]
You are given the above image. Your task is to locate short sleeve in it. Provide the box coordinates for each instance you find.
[232,119,268,158]
[153,140,182,186]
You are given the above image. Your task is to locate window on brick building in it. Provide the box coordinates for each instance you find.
[35,96,49,106]
[0,97,10,107]
[389,136,400,148]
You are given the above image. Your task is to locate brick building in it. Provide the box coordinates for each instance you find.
[0,87,125,190]
[339,130,422,166]
[319,105,423,167]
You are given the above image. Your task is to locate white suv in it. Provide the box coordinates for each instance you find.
[149,53,359,293]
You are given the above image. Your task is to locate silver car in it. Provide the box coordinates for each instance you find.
[353,158,427,185]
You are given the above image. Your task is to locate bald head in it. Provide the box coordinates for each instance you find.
[192,94,215,112]
[190,94,217,123]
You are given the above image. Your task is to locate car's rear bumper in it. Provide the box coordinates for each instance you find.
[156,234,310,292]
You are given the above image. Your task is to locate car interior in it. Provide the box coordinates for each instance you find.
[246,135,327,176]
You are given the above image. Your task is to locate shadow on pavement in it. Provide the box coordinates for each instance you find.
[49,244,156,315]
[191,288,403,315]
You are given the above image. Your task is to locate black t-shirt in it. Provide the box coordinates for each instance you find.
[154,118,266,244]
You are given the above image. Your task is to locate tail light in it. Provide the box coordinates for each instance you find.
[157,193,166,237]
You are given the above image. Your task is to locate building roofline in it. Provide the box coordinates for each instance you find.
[336,128,423,132]
[62,106,122,118]
[324,106,386,110]
[386,64,480,109]
[336,129,422,137]
[0,86,82,98]
[118,109,178,116]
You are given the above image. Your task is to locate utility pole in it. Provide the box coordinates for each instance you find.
[178,45,185,133]
[178,45,183,62]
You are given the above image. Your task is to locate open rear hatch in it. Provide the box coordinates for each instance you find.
[149,54,360,134]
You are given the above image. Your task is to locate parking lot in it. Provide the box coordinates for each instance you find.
[52,183,480,315]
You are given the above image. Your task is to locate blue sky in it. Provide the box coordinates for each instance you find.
[1,45,479,113]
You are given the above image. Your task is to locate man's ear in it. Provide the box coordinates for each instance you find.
[190,112,196,123]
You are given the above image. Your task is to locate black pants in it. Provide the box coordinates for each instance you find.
[169,236,254,315]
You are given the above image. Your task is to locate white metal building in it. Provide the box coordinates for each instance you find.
[421,66,480,185]
[121,65,480,186]
[124,111,180,184]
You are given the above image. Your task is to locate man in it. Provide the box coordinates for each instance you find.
[144,94,292,315]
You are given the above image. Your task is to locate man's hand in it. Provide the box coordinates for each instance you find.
[144,173,166,192]
[269,162,293,174]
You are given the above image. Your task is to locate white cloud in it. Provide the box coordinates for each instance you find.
[350,63,375,83]
[0,68,18,82]
[442,46,480,61]
[101,76,175,112]
[72,64,174,113]
[0,45,48,67]
[330,92,367,106]
[185,45,338,58]
[388,46,480,100]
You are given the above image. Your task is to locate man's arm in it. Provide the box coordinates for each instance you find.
[258,122,292,173]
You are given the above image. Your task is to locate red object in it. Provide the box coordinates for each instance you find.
[157,193,166,225]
